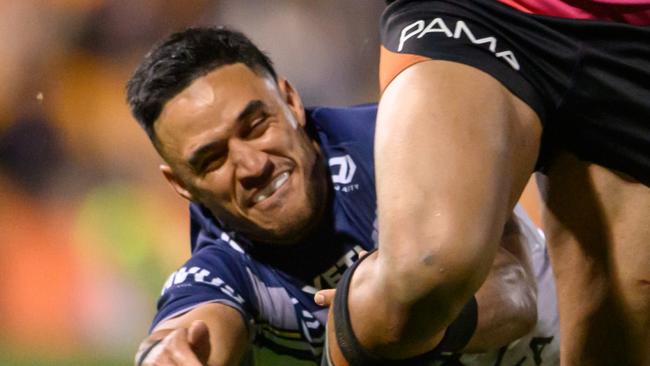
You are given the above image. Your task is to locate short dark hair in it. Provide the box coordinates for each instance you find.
[126,27,277,140]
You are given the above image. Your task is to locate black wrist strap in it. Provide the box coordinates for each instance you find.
[136,338,163,366]
[332,249,478,365]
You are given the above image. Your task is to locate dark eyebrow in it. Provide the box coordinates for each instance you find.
[187,100,266,172]
[188,140,222,172]
[236,99,266,124]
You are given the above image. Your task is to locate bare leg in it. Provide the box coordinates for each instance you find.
[538,152,650,365]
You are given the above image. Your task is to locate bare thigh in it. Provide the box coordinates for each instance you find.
[537,152,650,365]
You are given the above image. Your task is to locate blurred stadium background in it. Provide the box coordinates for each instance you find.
[0,1,540,365]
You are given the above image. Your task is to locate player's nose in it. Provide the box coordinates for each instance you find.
[230,140,273,188]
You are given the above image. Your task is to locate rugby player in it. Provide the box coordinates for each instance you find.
[325,1,650,365]
[126,28,559,365]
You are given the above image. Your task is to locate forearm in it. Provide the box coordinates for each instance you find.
[136,303,249,366]
[135,329,173,365]
[462,211,540,352]
[464,247,537,352]
[345,229,538,358]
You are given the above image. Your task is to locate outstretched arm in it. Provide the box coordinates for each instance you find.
[135,303,249,366]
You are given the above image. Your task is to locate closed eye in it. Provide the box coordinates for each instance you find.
[189,141,227,174]
[200,154,226,173]
[244,114,270,139]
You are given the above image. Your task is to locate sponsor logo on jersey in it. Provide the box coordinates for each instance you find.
[301,244,365,292]
[329,155,360,192]
[397,17,520,70]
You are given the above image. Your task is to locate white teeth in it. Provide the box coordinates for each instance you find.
[272,171,289,189]
[252,172,290,204]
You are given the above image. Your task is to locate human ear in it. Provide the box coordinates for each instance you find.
[278,78,306,127]
[160,164,195,201]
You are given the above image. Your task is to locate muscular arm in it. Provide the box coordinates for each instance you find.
[465,213,538,352]
[323,212,539,361]
[345,61,542,359]
[135,303,249,366]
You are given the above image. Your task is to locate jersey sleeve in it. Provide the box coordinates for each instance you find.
[380,0,546,121]
[149,244,256,333]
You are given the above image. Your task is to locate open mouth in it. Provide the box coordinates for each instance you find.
[251,171,290,205]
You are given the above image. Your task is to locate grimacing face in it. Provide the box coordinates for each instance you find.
[155,63,329,244]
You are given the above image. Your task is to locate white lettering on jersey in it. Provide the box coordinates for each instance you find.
[397,18,520,70]
[303,245,365,292]
[162,266,245,304]
[220,232,244,253]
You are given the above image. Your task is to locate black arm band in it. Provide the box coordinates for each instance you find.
[136,338,163,366]
[432,295,478,353]
[331,249,478,365]
[332,249,394,365]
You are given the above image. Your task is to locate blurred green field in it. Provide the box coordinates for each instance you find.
[0,346,320,366]
[0,352,129,366]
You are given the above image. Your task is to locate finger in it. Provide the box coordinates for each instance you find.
[139,331,187,366]
[141,351,175,366]
[166,328,205,366]
[314,289,336,306]
[188,320,211,363]
[135,338,166,366]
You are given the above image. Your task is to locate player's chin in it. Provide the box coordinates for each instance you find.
[248,228,303,246]
[255,215,314,245]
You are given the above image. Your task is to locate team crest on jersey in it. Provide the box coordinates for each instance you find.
[329,155,359,192]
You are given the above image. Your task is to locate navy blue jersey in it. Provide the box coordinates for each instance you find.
[152,104,379,362]
[151,104,559,365]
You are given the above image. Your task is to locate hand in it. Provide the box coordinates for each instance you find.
[137,320,212,366]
